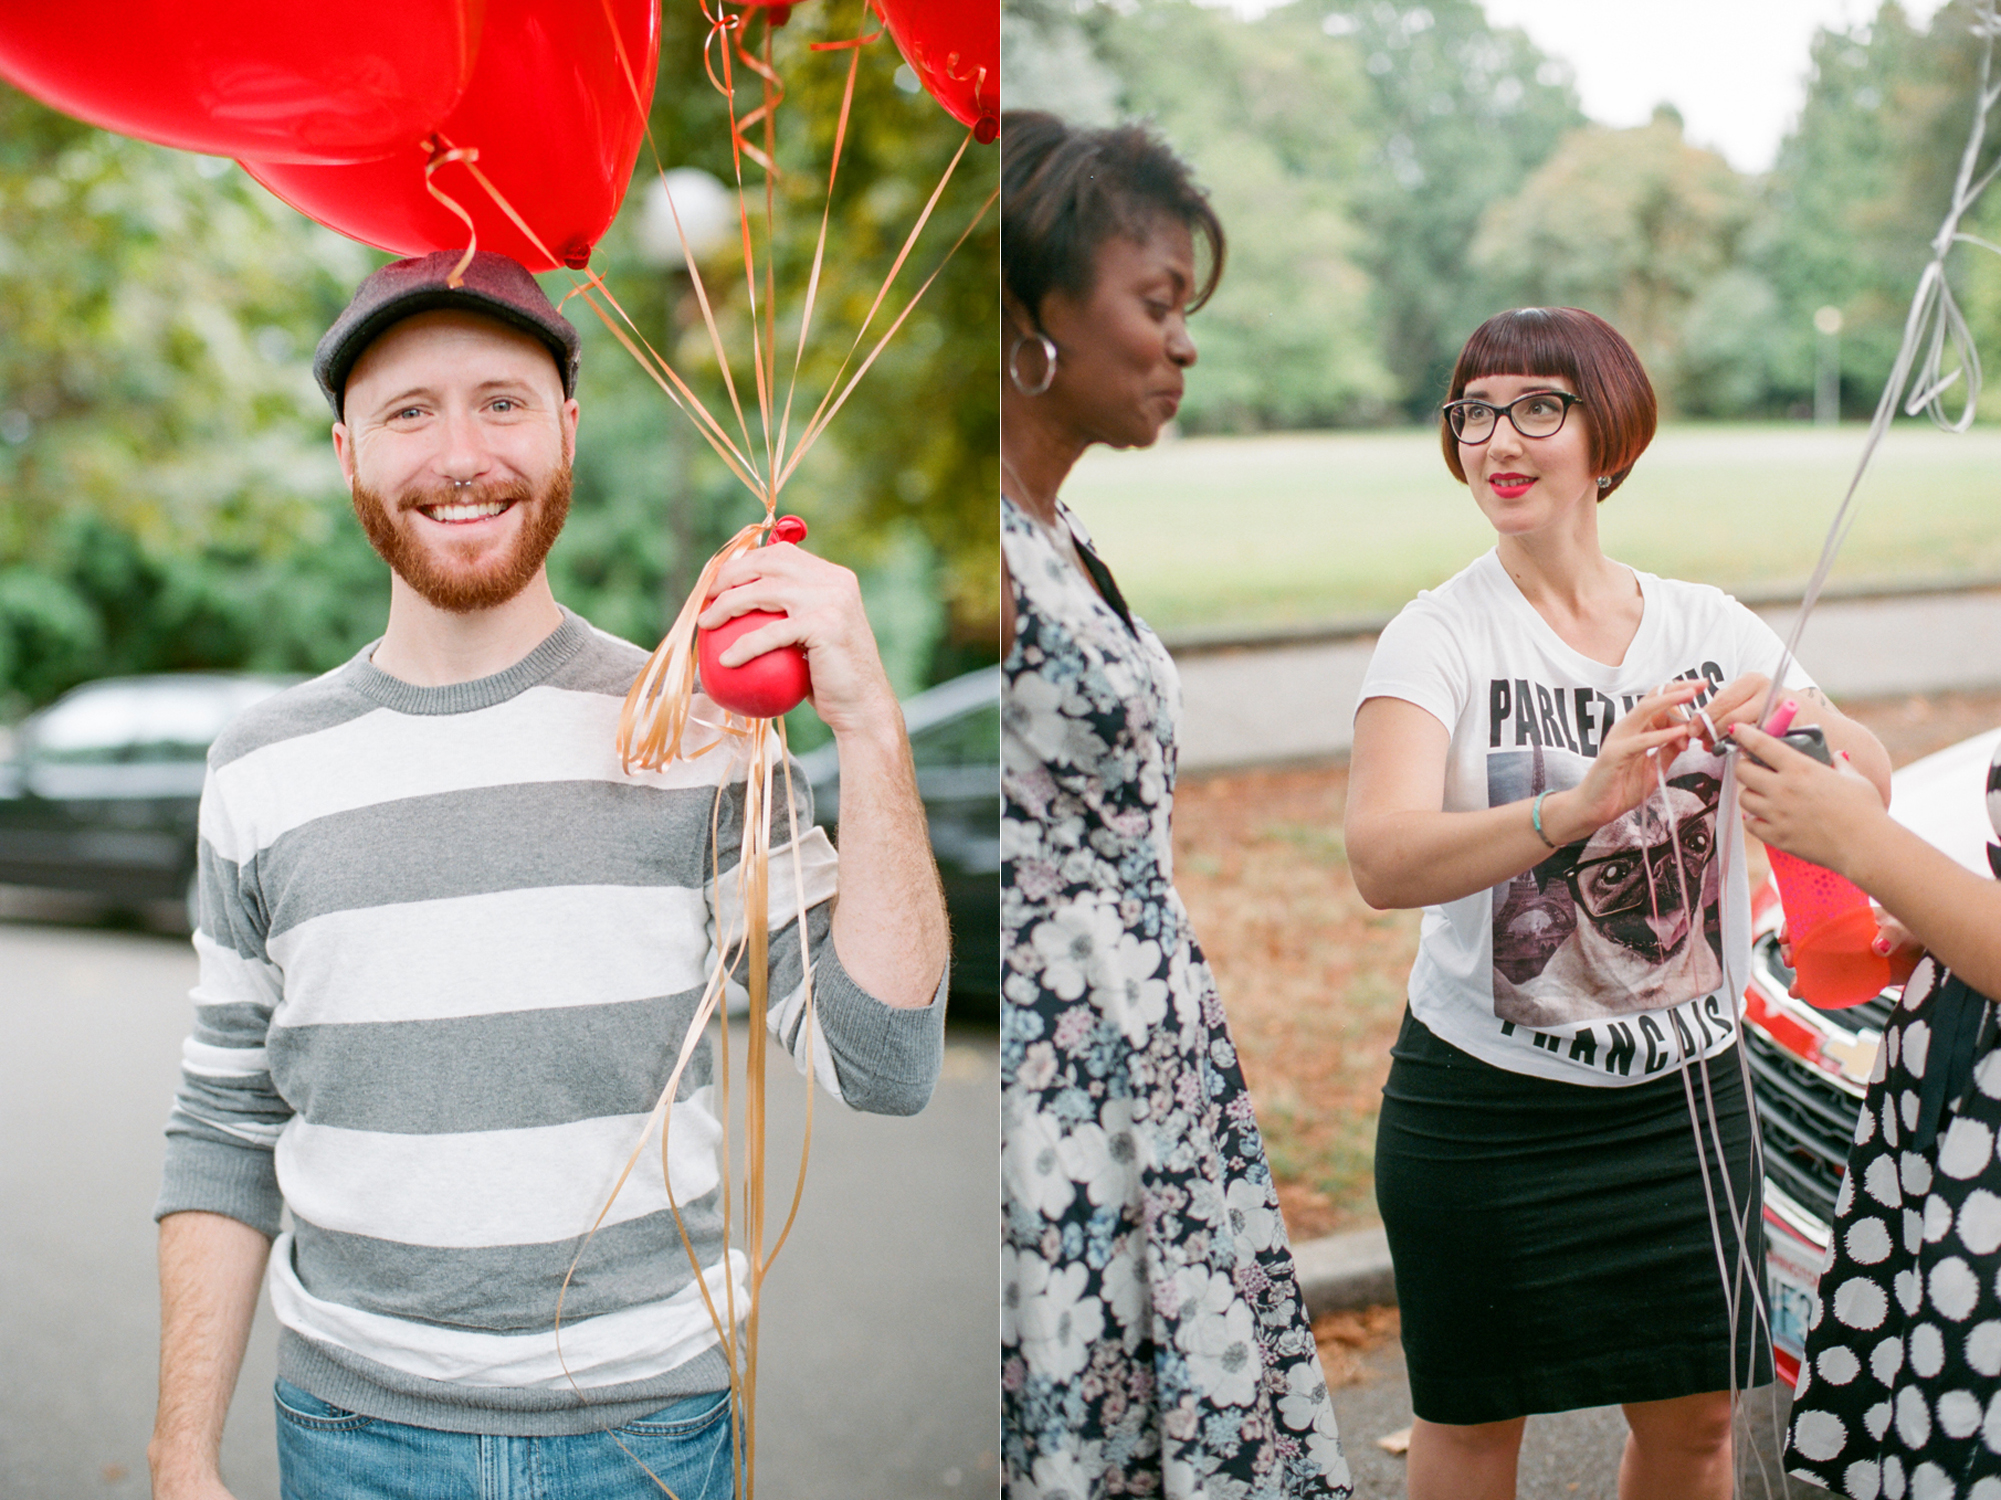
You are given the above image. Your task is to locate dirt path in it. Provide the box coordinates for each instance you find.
[1176,689,2001,1241]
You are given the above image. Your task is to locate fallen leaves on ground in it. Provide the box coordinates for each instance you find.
[1311,1304,1400,1388]
[1172,762,1414,1241]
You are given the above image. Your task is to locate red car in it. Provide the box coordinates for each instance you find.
[1748,726,2001,1388]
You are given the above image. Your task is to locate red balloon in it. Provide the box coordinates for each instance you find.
[0,2,482,164]
[872,0,996,143]
[698,612,813,719]
[242,0,659,271]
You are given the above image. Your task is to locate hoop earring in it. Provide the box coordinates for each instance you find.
[1008,333,1058,397]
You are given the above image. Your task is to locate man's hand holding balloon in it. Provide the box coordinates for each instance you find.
[697,532,900,744]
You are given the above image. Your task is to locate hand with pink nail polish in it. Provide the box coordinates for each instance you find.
[1868,901,1921,976]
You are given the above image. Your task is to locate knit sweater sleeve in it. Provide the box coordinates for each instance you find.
[154,762,292,1235]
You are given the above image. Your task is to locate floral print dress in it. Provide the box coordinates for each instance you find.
[1000,495,1351,1499]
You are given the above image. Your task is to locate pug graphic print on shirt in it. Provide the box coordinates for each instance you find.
[1359,550,1812,1086]
[1488,709,1723,1025]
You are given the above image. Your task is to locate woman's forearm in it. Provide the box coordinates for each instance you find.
[1347,687,1698,912]
[1793,688,1894,803]
[1348,787,1595,911]
[1841,815,2001,998]
[1737,721,2001,994]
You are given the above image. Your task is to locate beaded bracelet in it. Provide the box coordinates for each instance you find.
[1531,789,1557,849]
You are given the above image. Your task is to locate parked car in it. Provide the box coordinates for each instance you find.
[796,664,1000,1021]
[1750,725,2001,1388]
[2,664,1002,1003]
[0,673,297,930]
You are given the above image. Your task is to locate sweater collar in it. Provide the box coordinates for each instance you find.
[342,606,594,715]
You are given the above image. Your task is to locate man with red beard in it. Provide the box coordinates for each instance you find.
[147,251,949,1500]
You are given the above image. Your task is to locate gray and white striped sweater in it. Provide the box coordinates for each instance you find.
[156,609,946,1434]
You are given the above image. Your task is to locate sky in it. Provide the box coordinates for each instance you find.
[1478,0,1952,173]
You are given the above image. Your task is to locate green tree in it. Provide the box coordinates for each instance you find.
[1001,0,1122,126]
[1043,0,1585,421]
[1090,0,1390,430]
[558,0,998,678]
[1756,0,1991,417]
[1322,0,1584,415]
[1471,110,1760,413]
[0,82,381,711]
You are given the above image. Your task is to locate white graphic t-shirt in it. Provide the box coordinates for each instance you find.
[1359,549,1813,1086]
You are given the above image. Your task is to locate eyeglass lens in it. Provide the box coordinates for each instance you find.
[1449,392,1572,442]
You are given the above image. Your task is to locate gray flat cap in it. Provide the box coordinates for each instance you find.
[314,250,581,418]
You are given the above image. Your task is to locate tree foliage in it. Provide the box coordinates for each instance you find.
[1024,0,2001,429]
[1089,0,1389,430]
[0,83,380,711]
[1757,0,1994,418]
[1473,111,1757,413]
[1326,0,1585,415]
[565,0,998,672]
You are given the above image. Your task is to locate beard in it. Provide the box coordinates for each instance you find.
[351,466,572,614]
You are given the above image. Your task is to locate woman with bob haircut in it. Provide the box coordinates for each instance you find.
[999,111,1351,1497]
[1344,306,1891,1498]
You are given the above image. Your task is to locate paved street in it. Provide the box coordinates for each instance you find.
[1327,1332,1816,1499]
[0,917,997,1500]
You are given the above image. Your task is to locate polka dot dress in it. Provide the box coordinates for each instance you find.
[1783,954,2001,1499]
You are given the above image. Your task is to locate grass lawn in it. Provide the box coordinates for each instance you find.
[1061,422,2001,633]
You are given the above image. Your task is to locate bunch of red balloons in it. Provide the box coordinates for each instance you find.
[0,1,659,271]
[0,1,995,270]
[873,0,997,145]
[719,0,996,142]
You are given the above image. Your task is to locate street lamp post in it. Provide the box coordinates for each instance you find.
[638,168,735,619]
[1814,305,1844,427]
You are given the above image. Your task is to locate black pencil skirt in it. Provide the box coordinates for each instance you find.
[1374,1010,1773,1425]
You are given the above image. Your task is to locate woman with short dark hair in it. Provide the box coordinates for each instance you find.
[999,112,1351,1496]
[1345,306,1893,1498]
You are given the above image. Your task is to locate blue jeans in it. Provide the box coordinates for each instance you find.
[274,1379,736,1500]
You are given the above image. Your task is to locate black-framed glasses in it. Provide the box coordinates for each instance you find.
[1563,807,1718,920]
[1442,390,1585,443]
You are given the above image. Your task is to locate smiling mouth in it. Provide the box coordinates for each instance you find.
[1489,473,1534,494]
[417,499,514,524]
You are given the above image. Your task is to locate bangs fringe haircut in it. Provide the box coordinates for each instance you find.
[1442,307,1658,500]
[1001,111,1226,329]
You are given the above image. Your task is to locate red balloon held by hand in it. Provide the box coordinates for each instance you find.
[872,0,997,143]
[698,614,813,719]
[242,0,658,270]
[697,517,813,719]
[0,1,482,164]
